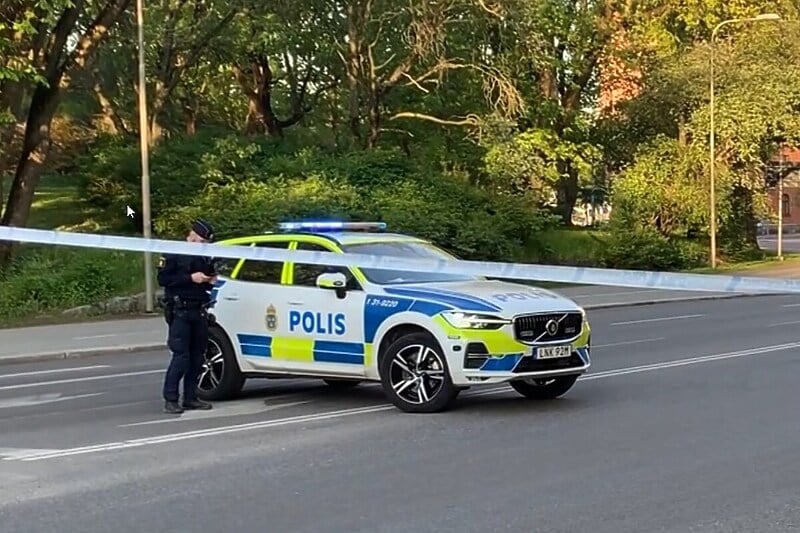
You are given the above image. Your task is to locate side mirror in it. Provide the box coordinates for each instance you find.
[316,272,347,299]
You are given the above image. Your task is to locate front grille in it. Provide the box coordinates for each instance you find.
[513,312,582,343]
[513,353,585,373]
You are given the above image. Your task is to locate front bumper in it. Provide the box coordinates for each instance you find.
[434,313,592,386]
[454,346,590,385]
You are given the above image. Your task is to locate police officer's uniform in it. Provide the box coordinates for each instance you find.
[157,219,217,414]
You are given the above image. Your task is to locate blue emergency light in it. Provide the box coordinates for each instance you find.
[277,221,387,232]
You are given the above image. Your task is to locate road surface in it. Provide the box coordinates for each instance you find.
[759,234,800,253]
[2,295,800,532]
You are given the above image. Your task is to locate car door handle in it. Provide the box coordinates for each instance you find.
[223,294,240,301]
[289,301,304,306]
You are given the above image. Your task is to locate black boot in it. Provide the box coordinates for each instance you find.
[183,399,212,410]
[164,400,184,414]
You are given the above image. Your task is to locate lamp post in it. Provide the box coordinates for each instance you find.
[709,13,781,269]
[136,0,154,312]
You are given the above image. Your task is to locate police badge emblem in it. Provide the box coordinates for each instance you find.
[265,304,277,331]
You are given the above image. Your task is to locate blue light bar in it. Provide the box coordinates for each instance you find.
[277,221,387,232]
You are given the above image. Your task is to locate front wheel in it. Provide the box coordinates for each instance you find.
[510,375,579,400]
[196,325,246,401]
[379,332,459,413]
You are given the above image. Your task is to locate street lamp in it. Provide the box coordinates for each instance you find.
[709,13,781,269]
[136,0,154,312]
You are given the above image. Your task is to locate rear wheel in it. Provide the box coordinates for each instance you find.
[379,332,459,413]
[510,375,578,400]
[196,325,246,401]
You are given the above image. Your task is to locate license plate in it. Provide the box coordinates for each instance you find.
[534,345,571,359]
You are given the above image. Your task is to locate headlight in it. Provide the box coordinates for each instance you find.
[441,311,511,329]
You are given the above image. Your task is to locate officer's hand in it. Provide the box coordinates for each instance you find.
[191,272,211,283]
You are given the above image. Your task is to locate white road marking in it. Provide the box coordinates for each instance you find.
[580,342,800,380]
[592,337,665,349]
[0,365,111,379]
[119,400,314,427]
[611,314,705,326]
[0,448,61,459]
[0,393,104,409]
[768,319,800,328]
[0,370,163,391]
[8,340,799,462]
[781,303,800,308]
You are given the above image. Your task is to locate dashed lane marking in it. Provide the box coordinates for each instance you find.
[7,340,799,463]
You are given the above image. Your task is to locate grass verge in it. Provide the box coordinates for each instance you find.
[0,174,149,327]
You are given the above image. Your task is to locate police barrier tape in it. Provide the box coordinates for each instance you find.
[2,226,800,294]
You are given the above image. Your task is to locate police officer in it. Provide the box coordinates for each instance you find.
[157,218,218,414]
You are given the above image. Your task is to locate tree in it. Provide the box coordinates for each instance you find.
[0,0,131,264]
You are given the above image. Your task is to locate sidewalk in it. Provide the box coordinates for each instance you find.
[0,284,751,365]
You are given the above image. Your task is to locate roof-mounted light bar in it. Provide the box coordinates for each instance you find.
[277,221,387,233]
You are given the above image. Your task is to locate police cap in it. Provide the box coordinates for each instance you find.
[191,218,215,241]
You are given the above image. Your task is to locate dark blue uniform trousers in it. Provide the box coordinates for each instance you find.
[163,307,208,403]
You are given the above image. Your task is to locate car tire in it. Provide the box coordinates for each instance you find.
[379,331,459,413]
[509,375,579,400]
[323,378,362,389]
[196,325,246,401]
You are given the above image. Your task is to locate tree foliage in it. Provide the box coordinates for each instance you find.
[2,0,800,270]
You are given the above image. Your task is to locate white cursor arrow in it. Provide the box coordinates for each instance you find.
[126,205,135,218]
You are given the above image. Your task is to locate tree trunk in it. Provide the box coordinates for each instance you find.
[93,81,127,135]
[0,81,62,263]
[556,160,579,226]
[184,104,197,135]
[366,87,381,149]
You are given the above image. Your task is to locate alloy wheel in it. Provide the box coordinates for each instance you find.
[388,344,446,405]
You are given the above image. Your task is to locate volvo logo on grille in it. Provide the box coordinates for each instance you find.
[545,319,559,336]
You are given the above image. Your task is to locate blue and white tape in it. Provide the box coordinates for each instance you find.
[2,226,800,294]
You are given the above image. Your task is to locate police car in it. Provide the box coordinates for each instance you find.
[198,222,591,413]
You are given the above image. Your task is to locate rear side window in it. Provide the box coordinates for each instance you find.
[235,241,289,284]
[293,241,361,290]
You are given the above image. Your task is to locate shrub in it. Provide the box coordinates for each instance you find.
[154,170,551,262]
[600,229,707,270]
[0,246,146,323]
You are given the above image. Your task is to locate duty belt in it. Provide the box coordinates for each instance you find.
[170,296,208,309]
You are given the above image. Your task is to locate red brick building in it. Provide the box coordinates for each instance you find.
[766,147,800,231]
[597,15,642,117]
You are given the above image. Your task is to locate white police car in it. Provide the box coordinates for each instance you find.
[199,222,591,413]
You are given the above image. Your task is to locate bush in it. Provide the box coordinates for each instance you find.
[600,229,707,270]
[525,228,611,266]
[0,246,147,323]
[155,170,551,262]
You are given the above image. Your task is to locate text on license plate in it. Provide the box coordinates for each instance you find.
[535,345,571,359]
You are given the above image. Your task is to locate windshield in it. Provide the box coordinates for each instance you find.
[342,241,481,285]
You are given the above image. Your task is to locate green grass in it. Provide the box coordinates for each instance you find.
[3,173,133,233]
[0,173,151,327]
[523,227,611,267]
[688,253,800,275]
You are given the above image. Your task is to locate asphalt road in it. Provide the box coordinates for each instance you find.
[2,295,800,533]
[759,234,800,253]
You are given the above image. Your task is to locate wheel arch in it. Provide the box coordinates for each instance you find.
[208,321,251,372]
[376,322,440,365]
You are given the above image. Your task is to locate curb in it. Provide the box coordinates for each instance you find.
[579,292,762,310]
[0,292,785,366]
[0,343,166,366]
